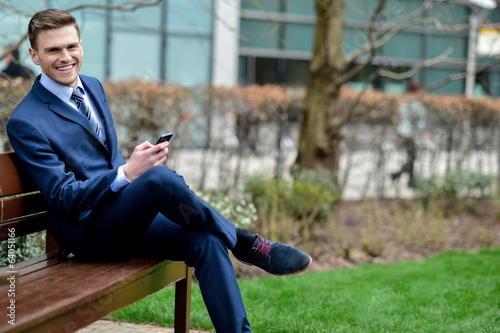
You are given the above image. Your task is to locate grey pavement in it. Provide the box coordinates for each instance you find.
[77,320,211,333]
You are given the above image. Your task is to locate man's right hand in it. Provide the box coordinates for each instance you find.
[123,140,169,182]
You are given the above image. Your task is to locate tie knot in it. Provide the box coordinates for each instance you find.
[71,87,84,100]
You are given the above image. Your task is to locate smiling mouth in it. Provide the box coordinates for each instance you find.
[57,64,74,71]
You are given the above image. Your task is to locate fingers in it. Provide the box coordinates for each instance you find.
[155,140,169,149]
[154,141,169,157]
[135,141,169,154]
[133,140,169,165]
[136,141,154,151]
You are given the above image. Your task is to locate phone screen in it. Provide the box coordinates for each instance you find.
[156,133,173,144]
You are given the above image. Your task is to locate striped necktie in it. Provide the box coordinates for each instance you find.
[71,87,105,145]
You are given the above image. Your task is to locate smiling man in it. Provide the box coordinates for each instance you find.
[7,8,312,333]
[29,25,82,87]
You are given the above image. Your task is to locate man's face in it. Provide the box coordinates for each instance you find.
[29,25,83,87]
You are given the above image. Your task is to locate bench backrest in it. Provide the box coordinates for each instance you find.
[0,152,57,251]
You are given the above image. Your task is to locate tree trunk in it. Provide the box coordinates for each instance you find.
[295,0,344,182]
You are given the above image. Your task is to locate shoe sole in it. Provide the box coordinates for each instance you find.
[235,255,313,277]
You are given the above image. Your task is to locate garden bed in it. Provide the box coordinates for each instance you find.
[233,198,500,278]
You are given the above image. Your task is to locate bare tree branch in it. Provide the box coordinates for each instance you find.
[65,0,164,13]
[339,0,387,85]
[425,56,500,93]
[341,0,471,81]
[378,38,460,80]
[342,4,425,71]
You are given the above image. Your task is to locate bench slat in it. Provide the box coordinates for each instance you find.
[14,257,159,296]
[1,251,59,274]
[0,215,47,242]
[0,193,47,222]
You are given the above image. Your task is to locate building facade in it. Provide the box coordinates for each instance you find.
[237,0,500,96]
[1,0,499,96]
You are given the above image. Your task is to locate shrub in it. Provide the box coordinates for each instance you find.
[414,170,494,215]
[196,190,258,229]
[0,232,46,266]
[245,169,340,245]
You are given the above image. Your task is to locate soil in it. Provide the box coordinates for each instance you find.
[232,198,500,279]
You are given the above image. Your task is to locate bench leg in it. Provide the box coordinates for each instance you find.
[174,266,193,332]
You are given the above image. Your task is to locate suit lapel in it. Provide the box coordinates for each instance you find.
[32,77,110,154]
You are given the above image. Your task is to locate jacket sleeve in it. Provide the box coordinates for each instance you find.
[7,116,118,215]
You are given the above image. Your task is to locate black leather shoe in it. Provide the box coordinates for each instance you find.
[233,234,312,276]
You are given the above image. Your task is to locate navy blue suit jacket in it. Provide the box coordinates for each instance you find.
[7,75,126,252]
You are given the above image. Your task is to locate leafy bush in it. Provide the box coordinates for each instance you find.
[0,79,34,152]
[245,169,340,244]
[196,190,257,229]
[414,170,494,215]
[0,232,46,266]
[103,79,197,156]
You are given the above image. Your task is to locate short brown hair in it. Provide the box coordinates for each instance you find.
[28,9,80,50]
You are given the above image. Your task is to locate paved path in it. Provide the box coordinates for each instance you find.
[77,320,211,333]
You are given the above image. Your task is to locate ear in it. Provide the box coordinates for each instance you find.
[29,47,40,66]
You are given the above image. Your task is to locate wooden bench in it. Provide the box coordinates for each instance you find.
[0,152,192,333]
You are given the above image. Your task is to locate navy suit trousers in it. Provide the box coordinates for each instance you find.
[74,166,252,332]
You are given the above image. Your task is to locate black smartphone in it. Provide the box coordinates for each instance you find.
[156,133,174,144]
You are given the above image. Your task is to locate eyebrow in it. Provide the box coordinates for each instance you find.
[43,42,80,52]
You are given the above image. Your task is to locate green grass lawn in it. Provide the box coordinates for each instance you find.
[111,248,500,332]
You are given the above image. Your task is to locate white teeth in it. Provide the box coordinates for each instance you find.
[57,65,73,71]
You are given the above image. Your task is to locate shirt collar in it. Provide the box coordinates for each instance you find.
[39,72,84,103]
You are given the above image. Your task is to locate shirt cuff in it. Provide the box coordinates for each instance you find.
[111,165,130,192]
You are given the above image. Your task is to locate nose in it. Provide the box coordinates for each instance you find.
[59,49,72,62]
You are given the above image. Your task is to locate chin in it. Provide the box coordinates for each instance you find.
[56,76,78,87]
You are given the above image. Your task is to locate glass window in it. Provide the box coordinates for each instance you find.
[255,57,278,84]
[80,22,107,80]
[380,0,424,23]
[427,69,464,95]
[285,0,315,17]
[382,66,411,93]
[0,16,28,38]
[343,27,370,57]
[241,0,280,13]
[345,0,443,24]
[489,72,500,97]
[2,0,38,13]
[166,36,211,86]
[110,1,161,30]
[238,56,248,85]
[167,0,213,34]
[0,11,34,71]
[345,0,379,22]
[284,23,314,52]
[110,32,160,82]
[429,3,468,25]
[70,9,107,80]
[346,64,378,90]
[428,35,466,59]
[486,9,500,24]
[240,19,280,49]
[384,33,422,60]
[287,59,310,85]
